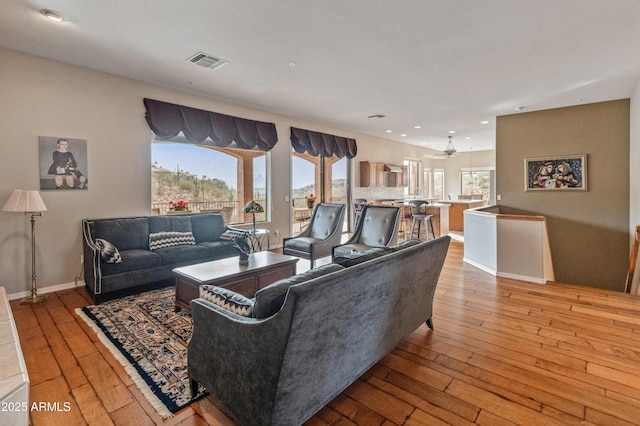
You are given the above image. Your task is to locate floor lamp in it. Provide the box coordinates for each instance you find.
[2,190,48,304]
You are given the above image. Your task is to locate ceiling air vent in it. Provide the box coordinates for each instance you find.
[186,52,228,70]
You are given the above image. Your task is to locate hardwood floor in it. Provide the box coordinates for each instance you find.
[10,241,640,425]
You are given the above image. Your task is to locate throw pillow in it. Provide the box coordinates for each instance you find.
[253,263,345,319]
[199,285,254,317]
[148,231,196,251]
[219,230,245,241]
[94,238,122,264]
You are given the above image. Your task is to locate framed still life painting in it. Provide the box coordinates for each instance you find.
[39,136,88,190]
[524,154,587,192]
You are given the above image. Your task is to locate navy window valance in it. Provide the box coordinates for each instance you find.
[143,98,278,151]
[290,127,357,158]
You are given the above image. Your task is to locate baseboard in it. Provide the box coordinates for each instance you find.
[463,258,546,284]
[463,257,497,276]
[496,271,546,285]
[7,280,85,301]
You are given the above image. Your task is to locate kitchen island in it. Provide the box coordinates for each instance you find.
[442,200,485,232]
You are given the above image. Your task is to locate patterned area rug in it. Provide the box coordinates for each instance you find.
[76,287,207,418]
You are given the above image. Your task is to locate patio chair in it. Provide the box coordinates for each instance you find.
[332,205,400,257]
[283,203,346,268]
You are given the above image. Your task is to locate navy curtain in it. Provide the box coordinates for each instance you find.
[144,98,278,151]
[290,127,357,158]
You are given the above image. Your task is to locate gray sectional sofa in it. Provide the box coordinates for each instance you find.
[82,213,241,303]
[188,236,451,426]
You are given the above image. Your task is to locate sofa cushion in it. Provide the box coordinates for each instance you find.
[197,241,239,259]
[152,244,209,264]
[149,231,196,251]
[190,213,227,243]
[333,246,394,267]
[95,238,122,264]
[199,285,254,317]
[253,263,345,319]
[91,217,149,251]
[281,237,321,252]
[100,249,163,275]
[148,215,193,234]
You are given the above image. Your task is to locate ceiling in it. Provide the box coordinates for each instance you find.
[2,1,640,154]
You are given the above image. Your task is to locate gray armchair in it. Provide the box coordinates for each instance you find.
[332,205,400,257]
[283,203,346,268]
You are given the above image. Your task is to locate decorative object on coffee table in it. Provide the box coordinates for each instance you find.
[2,189,48,304]
[243,200,264,233]
[233,232,251,263]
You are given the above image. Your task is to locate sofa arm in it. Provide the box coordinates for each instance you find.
[188,298,292,425]
[81,220,103,296]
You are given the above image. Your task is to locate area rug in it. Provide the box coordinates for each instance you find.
[75,287,207,418]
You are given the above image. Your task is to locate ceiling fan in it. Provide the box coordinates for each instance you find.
[443,135,457,157]
[425,136,464,159]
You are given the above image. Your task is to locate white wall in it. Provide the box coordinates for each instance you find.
[0,48,436,297]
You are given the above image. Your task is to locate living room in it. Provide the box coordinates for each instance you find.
[2,2,640,425]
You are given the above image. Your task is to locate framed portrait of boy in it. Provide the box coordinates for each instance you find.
[39,136,88,190]
[524,154,587,192]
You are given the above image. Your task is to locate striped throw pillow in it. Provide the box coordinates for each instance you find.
[148,231,195,251]
[199,285,254,317]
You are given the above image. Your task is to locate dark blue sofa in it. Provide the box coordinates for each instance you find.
[82,213,240,303]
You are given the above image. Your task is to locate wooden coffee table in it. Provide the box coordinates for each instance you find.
[173,252,299,312]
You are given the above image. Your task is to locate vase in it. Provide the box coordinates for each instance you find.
[306,199,315,209]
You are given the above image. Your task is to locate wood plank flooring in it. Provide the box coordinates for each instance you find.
[9,241,640,425]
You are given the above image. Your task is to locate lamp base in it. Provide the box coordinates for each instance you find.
[20,293,48,304]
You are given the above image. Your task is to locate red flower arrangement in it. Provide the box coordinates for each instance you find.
[305,193,316,208]
[169,200,189,211]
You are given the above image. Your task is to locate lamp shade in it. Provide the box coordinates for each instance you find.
[243,200,264,214]
[2,190,47,213]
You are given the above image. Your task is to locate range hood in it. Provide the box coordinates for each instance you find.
[384,164,402,173]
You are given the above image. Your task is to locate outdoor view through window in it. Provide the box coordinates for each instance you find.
[151,141,266,224]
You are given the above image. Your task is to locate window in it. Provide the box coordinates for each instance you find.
[423,170,432,198]
[460,168,494,202]
[151,141,267,225]
[432,169,444,201]
[404,159,421,195]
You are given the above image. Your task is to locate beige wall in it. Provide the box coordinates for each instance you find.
[0,48,438,297]
[496,100,630,290]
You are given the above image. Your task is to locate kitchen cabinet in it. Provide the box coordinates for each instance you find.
[360,161,386,187]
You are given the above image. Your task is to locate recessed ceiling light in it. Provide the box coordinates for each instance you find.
[286,61,297,67]
[40,9,64,22]
[465,137,471,140]
[400,134,407,137]
[414,124,421,129]
[449,130,456,134]
[480,120,489,124]
[385,130,392,133]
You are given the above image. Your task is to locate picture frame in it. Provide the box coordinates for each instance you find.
[39,136,88,190]
[524,154,587,192]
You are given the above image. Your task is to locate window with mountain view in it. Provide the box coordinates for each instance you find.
[151,141,267,225]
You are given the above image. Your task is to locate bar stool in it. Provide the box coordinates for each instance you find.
[353,198,368,229]
[408,200,436,240]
